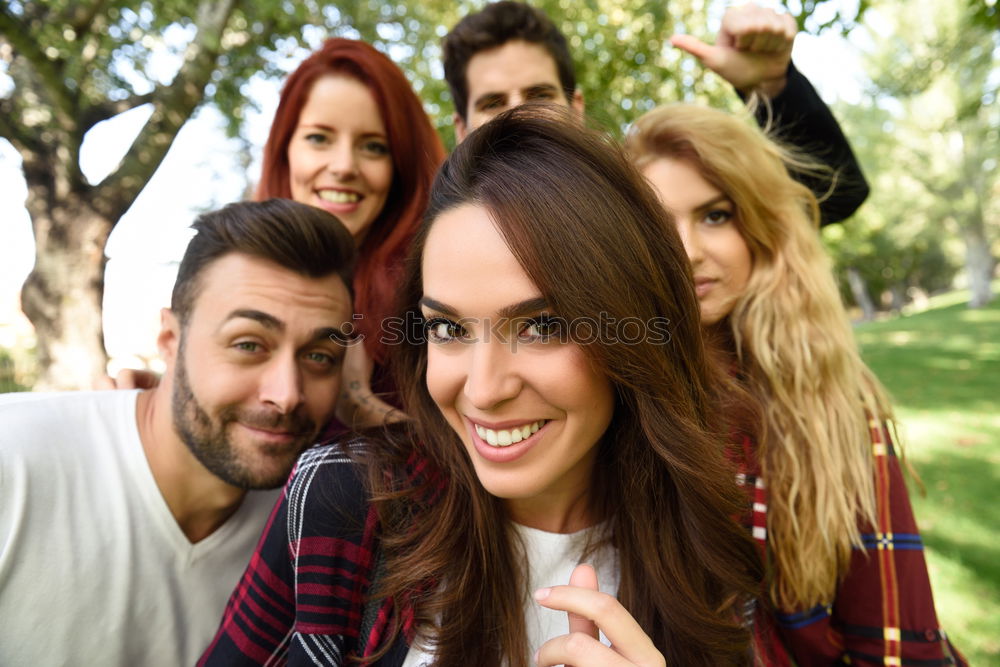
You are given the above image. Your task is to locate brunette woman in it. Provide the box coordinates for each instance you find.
[200,107,762,666]
[627,103,966,666]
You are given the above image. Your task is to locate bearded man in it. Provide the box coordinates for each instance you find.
[0,198,355,666]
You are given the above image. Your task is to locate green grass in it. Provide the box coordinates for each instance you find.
[856,284,1000,665]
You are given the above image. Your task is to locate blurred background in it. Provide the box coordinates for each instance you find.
[1,0,996,661]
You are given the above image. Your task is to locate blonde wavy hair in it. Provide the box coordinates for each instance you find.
[625,103,896,610]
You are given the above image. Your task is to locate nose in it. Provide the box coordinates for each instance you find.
[463,339,522,411]
[675,218,703,265]
[325,138,358,178]
[258,353,305,414]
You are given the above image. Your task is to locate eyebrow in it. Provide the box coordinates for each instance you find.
[523,84,560,97]
[695,194,732,212]
[473,92,506,110]
[419,296,549,320]
[297,123,386,139]
[225,309,284,331]
[223,310,352,345]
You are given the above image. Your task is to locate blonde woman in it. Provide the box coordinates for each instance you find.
[626,104,965,667]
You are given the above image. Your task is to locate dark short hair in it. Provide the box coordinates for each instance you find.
[171,199,355,324]
[442,1,576,122]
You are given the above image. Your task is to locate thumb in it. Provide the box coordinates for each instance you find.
[670,34,722,69]
[567,563,600,639]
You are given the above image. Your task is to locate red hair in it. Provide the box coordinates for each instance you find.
[256,38,445,363]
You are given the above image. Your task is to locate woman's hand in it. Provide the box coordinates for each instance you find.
[93,368,161,390]
[533,564,665,667]
[334,342,407,428]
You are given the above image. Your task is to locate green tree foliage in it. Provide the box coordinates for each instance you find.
[825,0,998,311]
[0,0,327,388]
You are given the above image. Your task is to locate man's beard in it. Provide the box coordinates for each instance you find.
[170,348,318,490]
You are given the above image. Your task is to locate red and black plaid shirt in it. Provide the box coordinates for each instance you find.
[739,421,967,666]
[199,444,408,666]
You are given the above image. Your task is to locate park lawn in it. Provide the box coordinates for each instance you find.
[855,285,1000,665]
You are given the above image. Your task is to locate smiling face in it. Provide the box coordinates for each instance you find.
[419,203,614,530]
[286,74,394,242]
[642,157,752,327]
[162,252,352,489]
[455,40,583,142]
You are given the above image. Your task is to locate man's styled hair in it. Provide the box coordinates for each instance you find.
[171,198,355,325]
[442,1,576,121]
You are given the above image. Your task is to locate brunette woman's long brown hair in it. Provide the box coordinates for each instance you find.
[255,38,445,363]
[359,106,762,666]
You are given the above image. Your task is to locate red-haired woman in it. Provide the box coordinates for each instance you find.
[258,38,445,427]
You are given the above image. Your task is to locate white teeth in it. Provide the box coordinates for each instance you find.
[474,421,545,448]
[318,190,360,203]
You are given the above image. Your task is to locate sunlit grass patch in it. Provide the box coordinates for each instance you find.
[857,288,999,665]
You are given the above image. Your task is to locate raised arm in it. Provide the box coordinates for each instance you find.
[672,3,869,225]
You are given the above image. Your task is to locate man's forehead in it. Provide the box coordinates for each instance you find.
[466,40,563,94]
[190,253,351,323]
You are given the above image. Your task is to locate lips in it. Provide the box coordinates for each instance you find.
[314,188,364,215]
[317,188,362,204]
[474,419,546,447]
[465,417,551,464]
[693,277,716,298]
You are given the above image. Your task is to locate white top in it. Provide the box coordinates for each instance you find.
[0,390,280,666]
[401,522,619,666]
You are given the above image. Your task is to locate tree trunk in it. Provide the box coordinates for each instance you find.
[846,267,877,322]
[890,284,906,313]
[961,214,995,309]
[20,198,112,390]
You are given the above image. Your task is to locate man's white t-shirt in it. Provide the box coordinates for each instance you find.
[0,390,280,666]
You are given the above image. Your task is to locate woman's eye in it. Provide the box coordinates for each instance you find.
[425,318,464,343]
[704,209,733,225]
[519,316,562,342]
[304,132,328,145]
[361,140,390,157]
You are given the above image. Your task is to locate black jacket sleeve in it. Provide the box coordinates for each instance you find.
[744,62,870,226]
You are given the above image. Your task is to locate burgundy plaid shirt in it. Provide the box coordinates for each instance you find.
[198,444,408,666]
[740,421,967,666]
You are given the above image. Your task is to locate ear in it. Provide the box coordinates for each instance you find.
[157,308,181,366]
[453,112,468,143]
[571,89,585,119]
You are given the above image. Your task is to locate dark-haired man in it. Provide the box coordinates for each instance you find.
[443,1,868,225]
[0,199,355,665]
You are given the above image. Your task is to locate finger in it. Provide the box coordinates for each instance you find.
[670,35,722,69]
[535,633,638,667]
[534,586,660,665]
[567,564,600,638]
[119,368,160,389]
[92,375,115,390]
[748,30,777,53]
